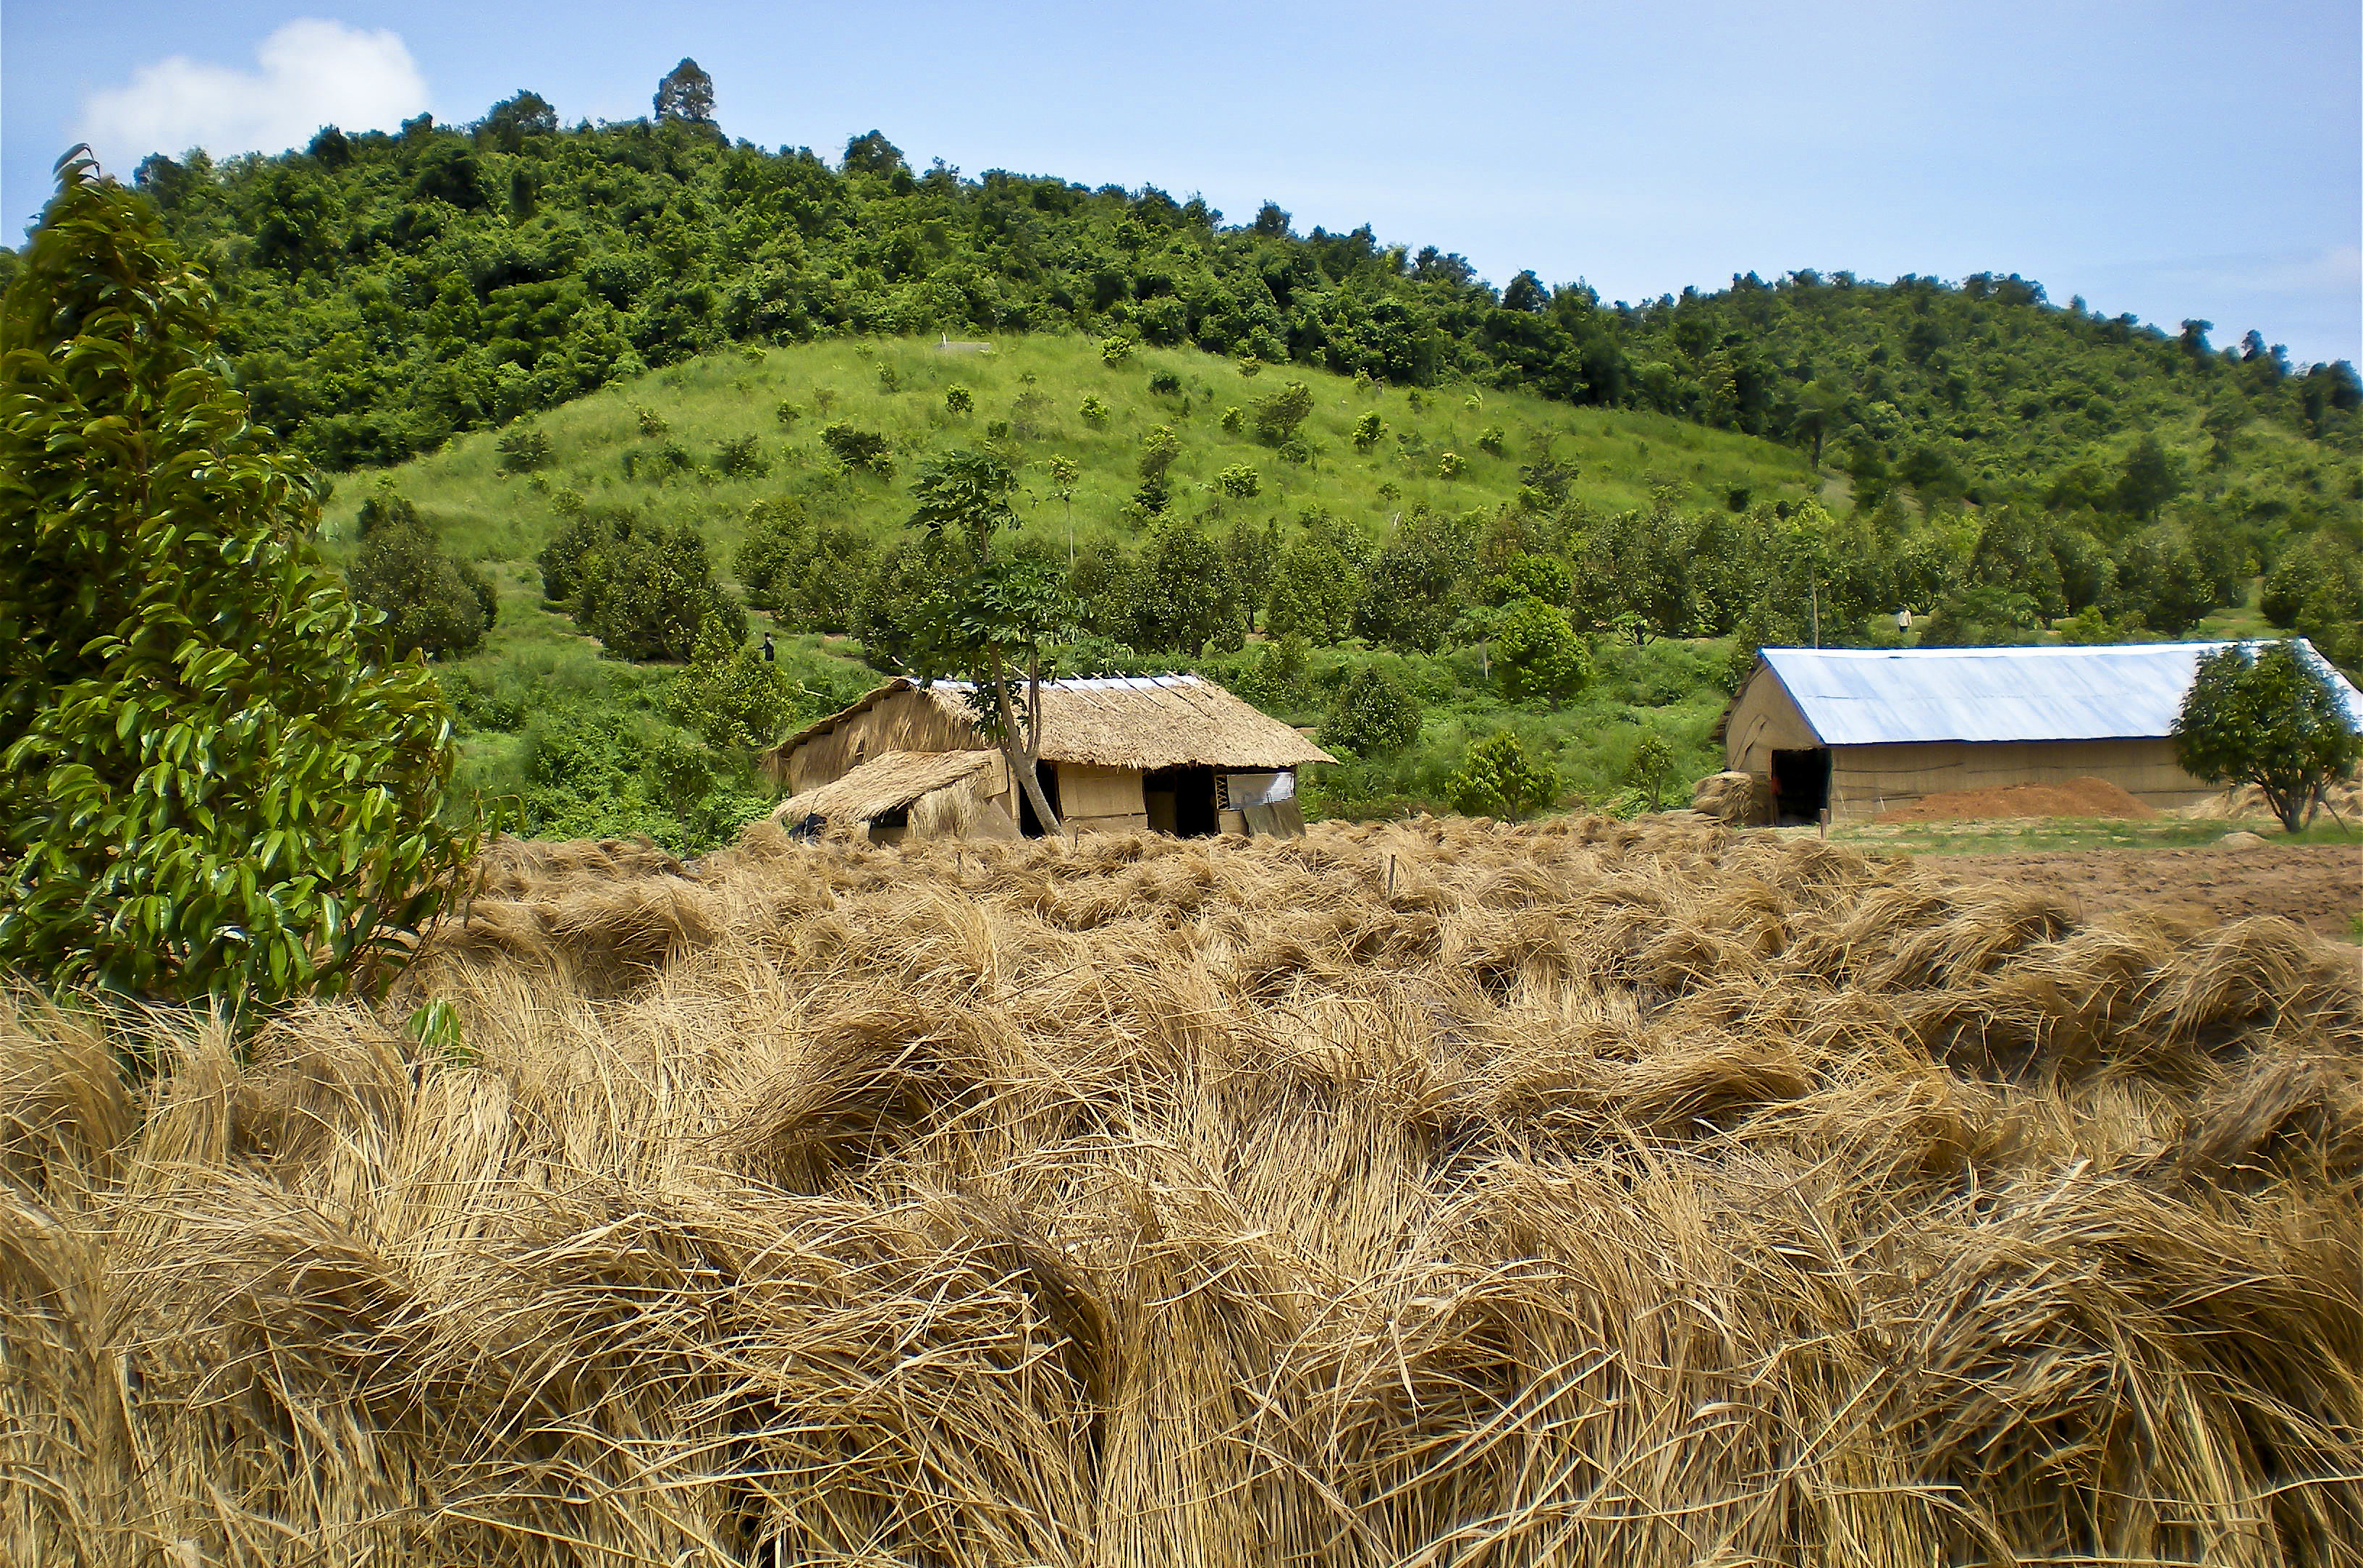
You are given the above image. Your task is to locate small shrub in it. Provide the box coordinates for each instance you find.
[1237,354,1263,378]
[715,434,768,479]
[1220,405,1245,434]
[1447,731,1559,822]
[550,488,586,518]
[1276,437,1314,466]
[635,405,669,438]
[1253,381,1313,445]
[945,384,974,415]
[1352,411,1386,451]
[1436,451,1465,480]
[877,362,903,392]
[496,421,551,473]
[1215,463,1261,500]
[1100,334,1136,366]
[1138,424,1181,481]
[1627,732,1677,812]
[1148,369,1182,396]
[1079,395,1110,427]
[773,400,801,428]
[820,421,895,476]
[1477,426,1506,456]
[812,387,838,412]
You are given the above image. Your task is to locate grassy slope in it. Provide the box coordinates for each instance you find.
[327,333,1819,563]
[340,334,1824,825]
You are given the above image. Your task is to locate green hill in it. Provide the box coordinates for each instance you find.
[85,98,2359,528]
[337,334,1819,567]
[343,334,1828,848]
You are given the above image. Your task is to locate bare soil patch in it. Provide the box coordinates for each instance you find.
[1921,840,2362,937]
[1881,775,2153,823]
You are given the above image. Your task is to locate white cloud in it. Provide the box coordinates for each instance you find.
[77,20,427,171]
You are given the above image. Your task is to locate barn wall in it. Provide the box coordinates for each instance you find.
[785,690,984,794]
[1827,739,2211,819]
[1724,672,1821,774]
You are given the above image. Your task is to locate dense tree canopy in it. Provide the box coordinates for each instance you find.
[79,96,2356,528]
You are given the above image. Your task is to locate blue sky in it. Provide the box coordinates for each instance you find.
[7,1,2358,364]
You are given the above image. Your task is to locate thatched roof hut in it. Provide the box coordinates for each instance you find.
[764,675,1334,841]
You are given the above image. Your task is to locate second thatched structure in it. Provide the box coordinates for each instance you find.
[763,674,1335,843]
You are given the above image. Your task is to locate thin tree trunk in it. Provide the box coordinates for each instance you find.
[991,649,1061,836]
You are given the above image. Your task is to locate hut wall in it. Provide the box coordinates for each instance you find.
[1057,764,1149,833]
[1828,738,2210,819]
[909,770,1020,839]
[785,689,983,794]
[1724,673,1821,774]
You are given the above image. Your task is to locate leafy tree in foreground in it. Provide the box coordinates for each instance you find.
[0,153,465,1012]
[1492,596,1590,704]
[1446,731,1559,822]
[2172,640,2360,833]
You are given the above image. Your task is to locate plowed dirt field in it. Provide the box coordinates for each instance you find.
[1921,840,2361,938]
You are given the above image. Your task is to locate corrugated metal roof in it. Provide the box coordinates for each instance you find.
[1758,641,2363,746]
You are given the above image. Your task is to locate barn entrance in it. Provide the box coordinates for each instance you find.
[1016,762,1064,838]
[1770,749,1830,825]
[1142,765,1220,837]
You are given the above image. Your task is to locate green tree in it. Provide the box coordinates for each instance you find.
[1627,732,1676,812]
[347,498,497,658]
[653,59,716,125]
[2173,641,2361,832]
[1253,380,1313,444]
[577,523,744,660]
[1135,519,1237,654]
[1492,596,1590,704]
[1446,732,1559,822]
[1322,665,1422,758]
[1222,516,1280,631]
[2115,434,2183,522]
[0,153,466,1011]
[905,449,1076,834]
[1265,522,1365,644]
[669,615,803,750]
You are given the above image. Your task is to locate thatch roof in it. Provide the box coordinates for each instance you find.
[772,749,995,824]
[770,675,1336,772]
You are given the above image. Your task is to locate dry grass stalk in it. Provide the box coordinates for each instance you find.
[4,813,2360,1565]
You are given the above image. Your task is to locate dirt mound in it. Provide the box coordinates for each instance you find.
[5,815,2359,1566]
[1880,774,2154,822]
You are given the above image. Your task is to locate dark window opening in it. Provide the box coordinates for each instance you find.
[872,804,909,829]
[1770,748,1830,824]
[1016,762,1063,838]
[1142,764,1219,837]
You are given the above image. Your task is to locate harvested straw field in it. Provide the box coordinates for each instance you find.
[5,815,2362,1567]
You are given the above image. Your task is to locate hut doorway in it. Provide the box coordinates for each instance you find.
[1142,765,1220,837]
[1770,748,1830,824]
[1016,762,1064,838]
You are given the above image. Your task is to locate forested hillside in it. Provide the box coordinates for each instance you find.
[9,69,2359,848]
[56,78,2359,514]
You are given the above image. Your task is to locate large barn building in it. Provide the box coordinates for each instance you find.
[762,674,1334,843]
[1722,641,2363,824]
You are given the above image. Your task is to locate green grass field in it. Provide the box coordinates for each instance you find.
[324,334,1823,569]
